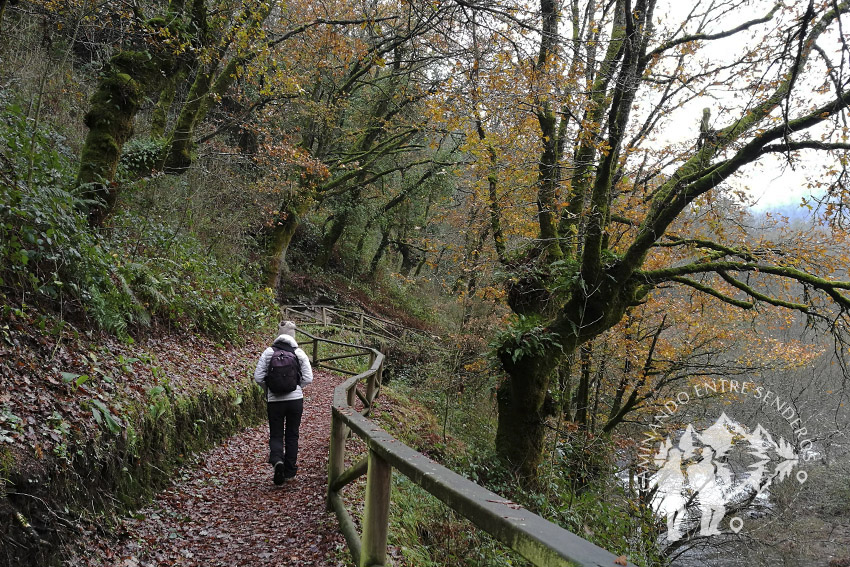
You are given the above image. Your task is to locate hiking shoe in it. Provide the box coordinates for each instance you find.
[283,475,296,483]
[273,461,285,486]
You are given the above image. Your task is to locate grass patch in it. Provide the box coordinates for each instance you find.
[389,475,527,567]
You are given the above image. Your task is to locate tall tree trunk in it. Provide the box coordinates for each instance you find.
[497,278,642,481]
[263,200,306,290]
[398,241,422,276]
[574,343,592,428]
[495,339,570,482]
[150,70,185,138]
[317,212,347,267]
[163,66,213,172]
[354,216,377,269]
[78,48,173,226]
[536,104,563,259]
[368,228,391,276]
[317,195,360,267]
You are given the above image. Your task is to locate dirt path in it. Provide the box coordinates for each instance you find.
[68,369,348,567]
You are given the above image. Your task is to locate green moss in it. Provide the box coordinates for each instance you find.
[77,20,181,225]
[150,73,184,138]
[0,447,14,490]
[1,381,265,567]
[163,66,213,173]
[78,59,151,223]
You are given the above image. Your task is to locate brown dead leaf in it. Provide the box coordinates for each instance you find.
[61,369,347,566]
[614,555,628,566]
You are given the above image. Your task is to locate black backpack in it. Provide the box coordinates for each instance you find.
[266,343,302,394]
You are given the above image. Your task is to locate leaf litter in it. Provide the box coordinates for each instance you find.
[63,369,349,566]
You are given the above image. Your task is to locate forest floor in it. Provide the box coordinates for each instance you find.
[62,369,349,567]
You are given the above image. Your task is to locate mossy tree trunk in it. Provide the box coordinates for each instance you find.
[161,0,273,173]
[150,70,186,139]
[368,227,391,276]
[397,240,422,276]
[263,198,309,290]
[495,351,559,481]
[77,47,174,226]
[162,65,214,172]
[496,272,649,481]
[316,199,356,268]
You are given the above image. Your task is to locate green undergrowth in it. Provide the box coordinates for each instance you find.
[0,96,277,341]
[2,369,265,567]
[372,373,662,566]
[389,475,526,567]
[0,74,279,564]
[0,95,276,564]
[372,384,528,566]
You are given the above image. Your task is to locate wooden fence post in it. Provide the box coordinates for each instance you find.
[312,339,319,366]
[327,411,347,511]
[366,362,381,409]
[365,353,378,410]
[360,447,391,567]
[347,384,357,408]
[322,306,328,325]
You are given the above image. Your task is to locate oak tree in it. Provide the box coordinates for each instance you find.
[441,0,850,480]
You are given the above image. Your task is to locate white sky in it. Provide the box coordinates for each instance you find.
[651,0,846,213]
[735,156,822,211]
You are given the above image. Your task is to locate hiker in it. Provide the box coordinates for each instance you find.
[254,321,314,485]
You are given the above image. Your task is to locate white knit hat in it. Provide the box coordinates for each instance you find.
[278,321,297,338]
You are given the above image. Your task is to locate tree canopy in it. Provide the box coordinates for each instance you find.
[5,0,850,485]
[420,0,850,479]
[2,0,850,562]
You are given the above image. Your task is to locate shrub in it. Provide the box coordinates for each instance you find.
[0,99,276,340]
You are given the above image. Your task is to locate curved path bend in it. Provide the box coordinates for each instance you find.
[67,369,348,566]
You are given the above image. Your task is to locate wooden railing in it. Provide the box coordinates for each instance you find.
[295,326,635,567]
[283,304,428,342]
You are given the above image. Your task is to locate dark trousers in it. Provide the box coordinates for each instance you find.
[267,398,303,478]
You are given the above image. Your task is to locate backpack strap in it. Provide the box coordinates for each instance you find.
[271,341,297,353]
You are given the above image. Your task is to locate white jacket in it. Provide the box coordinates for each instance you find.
[254,334,314,401]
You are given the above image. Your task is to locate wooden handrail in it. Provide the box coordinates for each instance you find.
[282,304,429,340]
[291,326,635,567]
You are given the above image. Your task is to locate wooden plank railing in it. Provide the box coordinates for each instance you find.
[294,326,635,567]
[283,304,429,342]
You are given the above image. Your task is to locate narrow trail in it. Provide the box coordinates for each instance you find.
[72,369,348,566]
